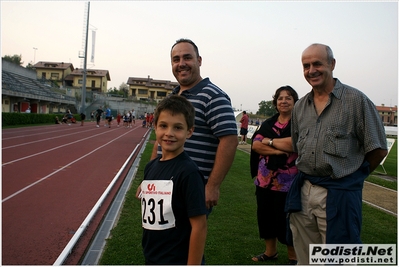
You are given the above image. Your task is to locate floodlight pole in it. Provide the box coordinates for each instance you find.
[80,2,90,114]
[33,47,38,64]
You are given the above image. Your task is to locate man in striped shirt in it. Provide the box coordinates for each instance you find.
[150,38,238,210]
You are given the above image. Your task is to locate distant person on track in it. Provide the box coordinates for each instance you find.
[61,115,68,124]
[55,116,61,124]
[80,112,86,126]
[149,113,154,128]
[95,106,104,128]
[123,111,129,128]
[64,109,73,125]
[145,112,150,128]
[105,107,112,128]
[128,110,133,128]
[132,108,136,125]
[239,110,249,145]
[125,111,131,128]
[117,112,121,127]
[140,95,207,265]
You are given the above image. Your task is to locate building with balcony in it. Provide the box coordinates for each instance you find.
[126,75,178,102]
[33,61,74,88]
[376,104,397,126]
[64,68,110,94]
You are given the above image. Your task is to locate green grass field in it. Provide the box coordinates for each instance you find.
[98,132,397,265]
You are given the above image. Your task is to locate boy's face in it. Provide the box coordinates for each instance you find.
[155,110,193,161]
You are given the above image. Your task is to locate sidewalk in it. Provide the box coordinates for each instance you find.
[237,143,397,216]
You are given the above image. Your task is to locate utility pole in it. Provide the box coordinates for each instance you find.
[80,2,90,114]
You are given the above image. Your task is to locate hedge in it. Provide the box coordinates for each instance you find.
[2,112,79,127]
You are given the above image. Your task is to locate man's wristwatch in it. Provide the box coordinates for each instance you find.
[268,138,273,146]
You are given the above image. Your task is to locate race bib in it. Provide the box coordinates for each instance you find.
[141,180,175,230]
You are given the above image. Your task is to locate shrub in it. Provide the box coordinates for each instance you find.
[2,112,78,126]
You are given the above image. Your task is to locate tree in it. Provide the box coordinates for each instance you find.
[2,54,23,66]
[107,87,118,94]
[26,63,34,70]
[257,100,276,117]
[119,82,129,98]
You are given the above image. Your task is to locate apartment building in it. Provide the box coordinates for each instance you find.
[33,61,74,88]
[376,104,398,126]
[34,61,110,96]
[126,75,178,102]
[64,68,110,93]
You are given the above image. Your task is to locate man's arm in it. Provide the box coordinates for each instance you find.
[205,134,238,209]
[136,141,160,199]
[365,148,388,173]
[150,140,159,160]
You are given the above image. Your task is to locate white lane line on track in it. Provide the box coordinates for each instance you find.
[2,125,62,135]
[2,127,133,166]
[2,129,72,140]
[2,122,107,140]
[2,128,101,149]
[1,125,82,140]
[364,180,397,193]
[362,200,397,216]
[2,128,137,203]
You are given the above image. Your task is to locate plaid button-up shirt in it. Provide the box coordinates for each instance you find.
[292,78,387,179]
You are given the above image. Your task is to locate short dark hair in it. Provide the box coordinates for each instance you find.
[154,95,195,129]
[272,86,299,112]
[171,38,200,58]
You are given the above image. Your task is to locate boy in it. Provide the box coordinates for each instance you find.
[140,95,207,265]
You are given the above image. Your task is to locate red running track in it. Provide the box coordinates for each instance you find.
[2,121,150,265]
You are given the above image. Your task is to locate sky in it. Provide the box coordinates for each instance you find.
[1,1,398,113]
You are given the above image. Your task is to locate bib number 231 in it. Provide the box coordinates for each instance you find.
[141,180,175,230]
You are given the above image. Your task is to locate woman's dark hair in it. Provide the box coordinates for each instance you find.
[272,86,299,112]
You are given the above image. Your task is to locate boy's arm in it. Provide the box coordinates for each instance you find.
[187,215,207,265]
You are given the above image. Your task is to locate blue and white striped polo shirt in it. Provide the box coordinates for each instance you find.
[157,78,238,179]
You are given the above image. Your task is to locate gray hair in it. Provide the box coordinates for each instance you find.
[310,43,334,64]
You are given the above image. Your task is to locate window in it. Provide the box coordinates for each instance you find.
[51,73,59,79]
[138,89,147,95]
[78,79,83,84]
[157,91,167,97]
